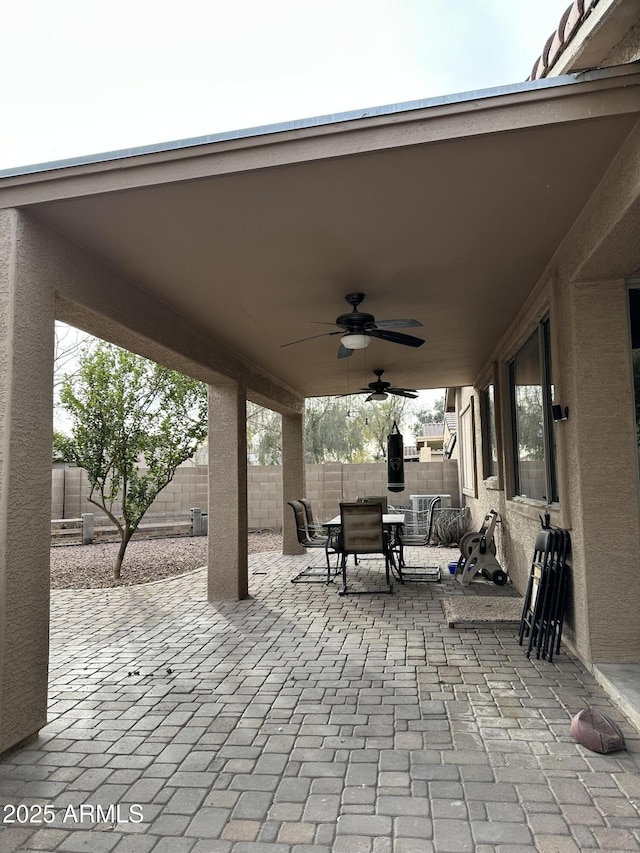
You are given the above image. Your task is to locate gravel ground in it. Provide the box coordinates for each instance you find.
[50,531,283,589]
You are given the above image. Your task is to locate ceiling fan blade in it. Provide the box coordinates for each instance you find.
[338,390,368,397]
[373,319,423,329]
[368,328,425,347]
[338,343,354,359]
[281,330,343,347]
[390,389,419,398]
[388,385,418,394]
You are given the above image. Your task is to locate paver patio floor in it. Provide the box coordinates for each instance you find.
[1,548,639,852]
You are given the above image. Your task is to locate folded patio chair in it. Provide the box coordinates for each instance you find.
[287,500,339,584]
[518,526,571,662]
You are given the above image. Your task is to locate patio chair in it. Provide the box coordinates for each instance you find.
[287,500,339,584]
[337,501,395,596]
[394,496,441,582]
[299,498,326,536]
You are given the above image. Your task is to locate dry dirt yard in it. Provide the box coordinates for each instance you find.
[50,532,283,589]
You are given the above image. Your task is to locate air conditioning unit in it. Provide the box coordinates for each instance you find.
[410,494,451,513]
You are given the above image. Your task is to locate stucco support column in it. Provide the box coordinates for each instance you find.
[207,380,248,600]
[566,279,640,664]
[0,210,54,754]
[282,412,305,555]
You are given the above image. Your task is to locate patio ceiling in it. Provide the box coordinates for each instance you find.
[2,67,640,399]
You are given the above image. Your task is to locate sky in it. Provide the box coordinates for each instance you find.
[15,0,571,416]
[3,0,572,171]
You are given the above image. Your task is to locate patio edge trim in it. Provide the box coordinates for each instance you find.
[0,64,636,181]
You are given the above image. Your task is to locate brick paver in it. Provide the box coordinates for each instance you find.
[1,547,639,851]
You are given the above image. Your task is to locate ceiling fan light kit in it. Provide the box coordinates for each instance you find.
[341,333,370,350]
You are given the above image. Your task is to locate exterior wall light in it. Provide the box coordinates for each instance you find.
[551,404,569,422]
[341,333,370,349]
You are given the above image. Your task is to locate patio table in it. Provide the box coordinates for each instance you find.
[323,512,405,530]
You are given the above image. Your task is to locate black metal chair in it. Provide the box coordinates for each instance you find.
[287,500,338,584]
[337,501,396,596]
[300,498,325,536]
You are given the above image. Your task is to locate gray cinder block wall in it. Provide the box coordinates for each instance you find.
[52,461,459,531]
[51,465,209,522]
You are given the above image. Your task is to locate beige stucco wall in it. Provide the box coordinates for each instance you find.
[0,210,54,754]
[604,20,640,65]
[462,276,640,665]
[457,385,546,599]
[563,280,640,663]
[462,122,640,666]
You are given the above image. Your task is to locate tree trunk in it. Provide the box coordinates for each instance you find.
[113,529,133,580]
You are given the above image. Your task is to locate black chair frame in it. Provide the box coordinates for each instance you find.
[287,500,339,584]
[337,501,396,596]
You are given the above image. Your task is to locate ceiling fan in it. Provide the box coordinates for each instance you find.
[281,292,425,358]
[346,369,419,401]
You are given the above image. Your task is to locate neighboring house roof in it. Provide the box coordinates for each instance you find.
[419,423,445,437]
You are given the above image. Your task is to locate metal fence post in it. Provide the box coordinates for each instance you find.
[81,513,94,545]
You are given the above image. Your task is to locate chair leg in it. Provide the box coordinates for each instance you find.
[384,554,393,593]
[291,548,338,584]
[338,554,348,596]
[395,543,441,583]
[290,563,333,583]
[390,547,403,584]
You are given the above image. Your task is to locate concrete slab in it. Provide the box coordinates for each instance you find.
[442,596,523,627]
[594,663,640,733]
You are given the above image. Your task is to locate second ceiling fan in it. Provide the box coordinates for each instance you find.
[281,292,425,358]
[346,369,419,401]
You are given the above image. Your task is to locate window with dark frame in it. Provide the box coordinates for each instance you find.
[481,384,498,479]
[509,319,559,503]
[460,398,477,498]
[628,287,640,462]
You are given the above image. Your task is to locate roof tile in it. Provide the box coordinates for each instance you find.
[528,0,603,80]
[563,3,583,42]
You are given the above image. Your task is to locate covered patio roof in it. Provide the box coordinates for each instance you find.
[1,64,639,397]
